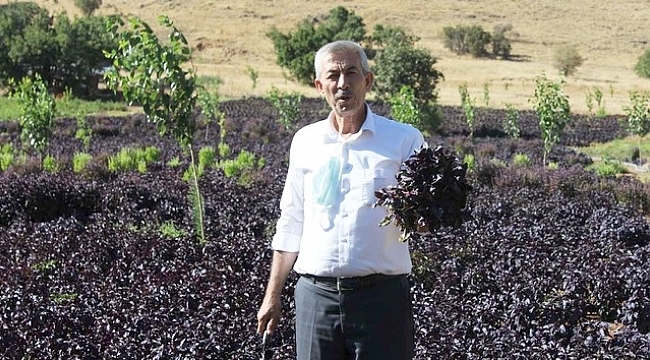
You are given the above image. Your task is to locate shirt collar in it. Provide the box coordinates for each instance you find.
[323,103,376,141]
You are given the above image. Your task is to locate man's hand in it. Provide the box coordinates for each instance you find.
[257,250,298,335]
[257,295,282,335]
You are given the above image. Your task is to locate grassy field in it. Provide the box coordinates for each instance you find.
[9,0,650,114]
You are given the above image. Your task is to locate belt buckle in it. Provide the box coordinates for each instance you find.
[336,277,356,291]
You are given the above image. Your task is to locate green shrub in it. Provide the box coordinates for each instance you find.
[553,45,583,76]
[198,146,216,169]
[73,152,93,173]
[635,48,650,80]
[219,150,265,186]
[512,153,531,167]
[107,146,159,172]
[42,154,58,173]
[74,0,102,16]
[167,156,181,168]
[463,153,475,171]
[0,144,14,171]
[491,24,512,59]
[585,159,626,177]
[218,143,230,159]
[159,221,187,239]
[442,25,491,57]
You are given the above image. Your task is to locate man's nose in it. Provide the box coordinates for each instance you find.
[338,74,350,89]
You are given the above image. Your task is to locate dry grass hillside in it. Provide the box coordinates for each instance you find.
[13,0,650,114]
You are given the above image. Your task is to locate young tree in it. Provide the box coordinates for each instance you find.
[389,85,422,129]
[623,90,650,159]
[530,73,571,166]
[11,73,56,160]
[266,86,302,132]
[104,15,206,243]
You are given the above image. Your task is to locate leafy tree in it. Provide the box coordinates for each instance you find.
[635,48,650,80]
[0,2,117,97]
[0,2,56,88]
[553,45,583,76]
[267,6,366,85]
[53,14,116,97]
[530,73,571,166]
[370,25,443,131]
[104,15,205,243]
[74,0,102,16]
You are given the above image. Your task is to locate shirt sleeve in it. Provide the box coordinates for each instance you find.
[271,138,304,252]
[404,127,427,162]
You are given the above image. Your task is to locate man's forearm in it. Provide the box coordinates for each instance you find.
[264,250,298,298]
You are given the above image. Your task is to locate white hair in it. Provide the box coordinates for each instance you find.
[314,40,370,79]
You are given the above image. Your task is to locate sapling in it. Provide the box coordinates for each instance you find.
[11,73,56,164]
[389,85,422,130]
[459,83,476,137]
[530,73,571,166]
[104,15,206,243]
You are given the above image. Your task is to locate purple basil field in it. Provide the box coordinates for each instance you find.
[2,98,650,359]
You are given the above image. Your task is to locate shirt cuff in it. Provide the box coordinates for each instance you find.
[271,232,301,253]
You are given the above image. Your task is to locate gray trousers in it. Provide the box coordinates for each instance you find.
[294,275,414,360]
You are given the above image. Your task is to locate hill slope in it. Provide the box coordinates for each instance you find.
[14,0,650,114]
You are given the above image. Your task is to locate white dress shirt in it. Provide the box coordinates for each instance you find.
[271,105,426,277]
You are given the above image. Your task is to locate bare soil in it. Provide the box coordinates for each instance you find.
[19,0,650,114]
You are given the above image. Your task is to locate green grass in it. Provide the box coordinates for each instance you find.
[575,135,650,163]
[0,96,130,121]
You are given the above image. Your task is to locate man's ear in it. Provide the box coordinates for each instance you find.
[364,72,374,92]
[314,78,324,95]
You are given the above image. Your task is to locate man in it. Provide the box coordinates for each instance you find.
[257,40,425,360]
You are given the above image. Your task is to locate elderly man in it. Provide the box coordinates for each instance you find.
[257,40,425,360]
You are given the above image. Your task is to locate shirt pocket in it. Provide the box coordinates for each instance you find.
[362,168,398,206]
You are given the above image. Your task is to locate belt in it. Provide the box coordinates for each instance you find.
[300,273,406,291]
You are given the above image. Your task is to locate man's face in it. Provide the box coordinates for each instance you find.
[314,51,373,117]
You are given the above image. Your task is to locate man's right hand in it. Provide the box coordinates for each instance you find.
[257,295,282,335]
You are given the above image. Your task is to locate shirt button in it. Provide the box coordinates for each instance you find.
[343,164,352,172]
[341,179,350,193]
